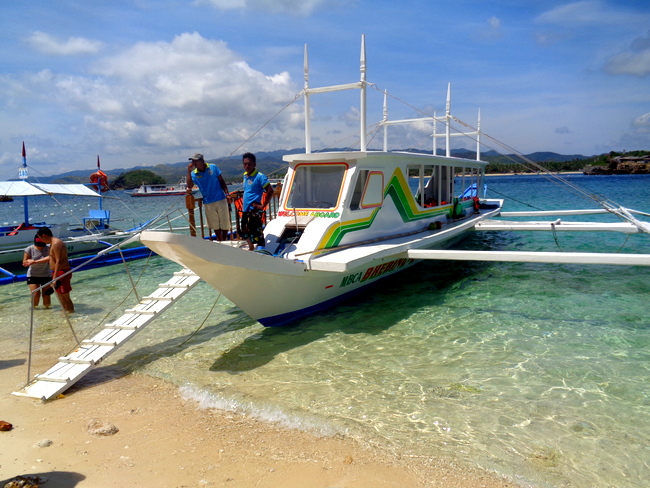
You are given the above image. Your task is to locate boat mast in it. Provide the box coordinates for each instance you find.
[303,35,367,154]
[445,84,451,157]
[96,155,104,211]
[303,44,311,154]
[476,108,481,161]
[360,34,367,152]
[19,142,29,225]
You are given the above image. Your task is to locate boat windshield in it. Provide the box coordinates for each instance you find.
[286,163,346,209]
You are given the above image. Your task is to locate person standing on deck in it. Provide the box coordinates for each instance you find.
[22,235,52,309]
[186,153,230,241]
[36,227,74,313]
[241,152,274,251]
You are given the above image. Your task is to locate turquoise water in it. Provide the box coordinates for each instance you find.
[1,175,649,488]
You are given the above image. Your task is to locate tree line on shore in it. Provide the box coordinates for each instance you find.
[51,149,650,189]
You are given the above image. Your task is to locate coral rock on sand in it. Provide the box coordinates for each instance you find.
[3,475,47,487]
[86,419,119,437]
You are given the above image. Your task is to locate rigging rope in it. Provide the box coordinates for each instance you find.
[216,91,303,166]
[367,83,649,234]
[177,292,222,348]
[488,189,544,211]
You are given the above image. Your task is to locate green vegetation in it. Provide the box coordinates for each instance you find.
[485,159,587,174]
[588,150,650,166]
[485,150,649,174]
[111,169,166,189]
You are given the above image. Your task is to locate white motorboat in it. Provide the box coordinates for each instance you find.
[128,177,194,197]
[140,36,650,327]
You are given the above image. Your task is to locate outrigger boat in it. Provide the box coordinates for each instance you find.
[0,148,158,267]
[140,36,650,327]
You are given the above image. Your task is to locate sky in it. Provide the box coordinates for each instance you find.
[0,0,649,177]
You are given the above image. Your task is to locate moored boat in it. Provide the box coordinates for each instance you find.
[140,36,650,327]
[0,148,159,267]
[128,177,194,197]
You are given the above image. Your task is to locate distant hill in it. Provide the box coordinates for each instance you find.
[43,148,590,185]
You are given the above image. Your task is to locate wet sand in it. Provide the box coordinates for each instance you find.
[1,353,523,488]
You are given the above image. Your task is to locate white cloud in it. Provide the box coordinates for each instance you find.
[0,32,306,172]
[487,16,501,30]
[605,31,650,77]
[536,1,632,26]
[25,31,103,55]
[481,15,503,41]
[612,113,650,151]
[195,0,344,16]
[633,113,650,131]
[72,33,299,152]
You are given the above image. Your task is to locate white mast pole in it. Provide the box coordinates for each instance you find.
[476,108,481,161]
[304,44,311,154]
[382,91,388,152]
[360,34,367,152]
[445,83,451,158]
[432,111,437,155]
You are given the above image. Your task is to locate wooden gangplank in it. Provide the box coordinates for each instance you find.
[12,269,201,401]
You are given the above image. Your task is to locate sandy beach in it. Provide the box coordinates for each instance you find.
[1,352,523,488]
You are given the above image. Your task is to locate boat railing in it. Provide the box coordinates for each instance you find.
[183,184,283,242]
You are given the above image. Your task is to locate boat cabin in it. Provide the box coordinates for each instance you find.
[262,151,487,259]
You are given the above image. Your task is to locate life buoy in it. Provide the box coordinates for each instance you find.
[89,170,109,192]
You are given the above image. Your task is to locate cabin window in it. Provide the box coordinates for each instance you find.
[350,170,384,210]
[407,164,437,207]
[350,170,367,210]
[286,163,347,209]
[405,164,454,207]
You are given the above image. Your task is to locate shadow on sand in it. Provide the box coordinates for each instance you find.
[0,471,85,488]
[0,358,26,370]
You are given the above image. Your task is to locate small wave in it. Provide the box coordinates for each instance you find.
[179,383,342,438]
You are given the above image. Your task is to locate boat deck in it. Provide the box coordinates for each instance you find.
[308,204,502,272]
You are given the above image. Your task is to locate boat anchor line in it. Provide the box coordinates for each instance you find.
[12,268,201,401]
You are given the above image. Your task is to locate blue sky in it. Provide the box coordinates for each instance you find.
[0,0,649,177]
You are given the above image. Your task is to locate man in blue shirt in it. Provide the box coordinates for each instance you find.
[186,153,230,241]
[241,152,274,250]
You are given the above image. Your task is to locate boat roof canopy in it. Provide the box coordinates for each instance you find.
[283,150,489,169]
[0,181,101,197]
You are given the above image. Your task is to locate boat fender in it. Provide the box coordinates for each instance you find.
[89,171,109,192]
[427,221,442,230]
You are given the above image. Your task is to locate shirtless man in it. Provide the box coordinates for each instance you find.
[36,227,74,313]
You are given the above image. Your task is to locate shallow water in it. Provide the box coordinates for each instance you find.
[1,175,649,488]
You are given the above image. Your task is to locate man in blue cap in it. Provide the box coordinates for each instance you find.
[186,153,230,241]
[241,152,274,250]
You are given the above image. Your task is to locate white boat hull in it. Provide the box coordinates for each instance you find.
[140,205,500,326]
